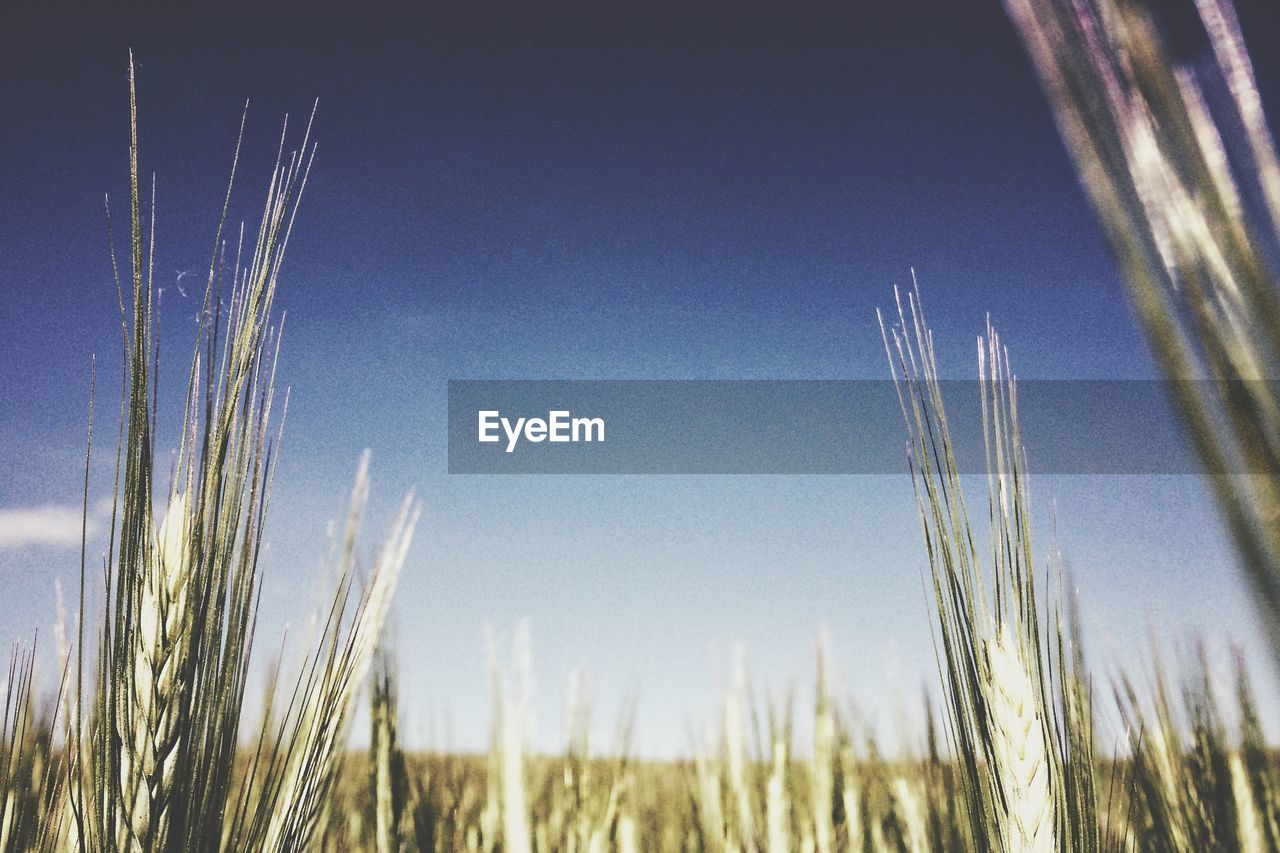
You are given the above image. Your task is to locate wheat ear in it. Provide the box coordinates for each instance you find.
[117,490,191,850]
[985,623,1053,853]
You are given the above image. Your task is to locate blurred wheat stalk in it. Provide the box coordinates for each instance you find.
[1004,0,1280,640]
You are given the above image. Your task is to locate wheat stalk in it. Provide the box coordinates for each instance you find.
[618,811,638,853]
[482,623,533,853]
[1231,751,1265,853]
[68,52,329,851]
[892,776,927,853]
[253,459,419,851]
[371,645,407,853]
[811,643,836,853]
[766,734,790,853]
[501,628,533,853]
[724,648,756,852]
[839,740,862,853]
[693,727,727,850]
[880,281,1091,851]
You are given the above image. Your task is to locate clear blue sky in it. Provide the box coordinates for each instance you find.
[2,2,1278,756]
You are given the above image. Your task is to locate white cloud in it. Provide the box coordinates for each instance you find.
[0,504,92,550]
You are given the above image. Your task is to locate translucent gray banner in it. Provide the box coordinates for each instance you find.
[446,380,1270,475]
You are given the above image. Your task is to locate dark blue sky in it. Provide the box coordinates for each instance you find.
[3,1,1278,754]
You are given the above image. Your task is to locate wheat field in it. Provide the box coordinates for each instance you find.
[4,0,1280,850]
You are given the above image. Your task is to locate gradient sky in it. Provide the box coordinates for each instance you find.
[3,2,1279,757]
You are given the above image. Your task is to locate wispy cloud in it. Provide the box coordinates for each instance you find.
[0,504,91,550]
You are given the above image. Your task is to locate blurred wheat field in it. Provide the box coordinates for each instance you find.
[5,0,1280,849]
